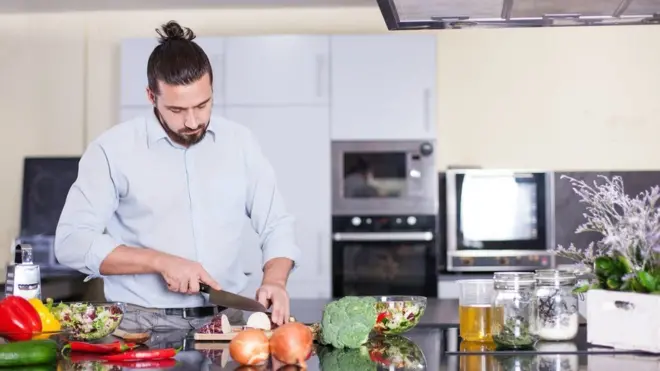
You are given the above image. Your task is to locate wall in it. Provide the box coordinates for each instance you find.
[1,6,660,272]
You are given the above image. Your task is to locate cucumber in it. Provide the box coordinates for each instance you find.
[0,340,58,367]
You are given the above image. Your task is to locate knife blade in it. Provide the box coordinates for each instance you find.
[200,283,268,313]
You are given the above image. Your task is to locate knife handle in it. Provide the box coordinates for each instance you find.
[199,283,211,293]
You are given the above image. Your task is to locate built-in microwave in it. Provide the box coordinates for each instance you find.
[445,169,556,272]
[331,140,438,216]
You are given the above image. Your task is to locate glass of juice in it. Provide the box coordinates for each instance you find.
[457,279,496,342]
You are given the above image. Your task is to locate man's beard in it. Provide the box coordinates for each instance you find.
[154,107,208,146]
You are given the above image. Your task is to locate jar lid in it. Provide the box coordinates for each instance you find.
[535,269,576,285]
[493,272,535,288]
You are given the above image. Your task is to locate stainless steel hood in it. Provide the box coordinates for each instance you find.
[376,0,660,30]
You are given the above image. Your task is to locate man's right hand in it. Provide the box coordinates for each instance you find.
[156,253,221,294]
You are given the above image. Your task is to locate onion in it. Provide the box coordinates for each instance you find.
[229,329,270,366]
[247,312,272,331]
[269,322,313,368]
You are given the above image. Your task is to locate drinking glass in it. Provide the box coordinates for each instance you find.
[457,279,495,342]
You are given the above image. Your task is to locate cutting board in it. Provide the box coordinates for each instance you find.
[193,325,317,342]
[194,326,273,341]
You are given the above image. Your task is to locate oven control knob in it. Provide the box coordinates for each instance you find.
[419,142,433,156]
[351,217,362,226]
[407,216,417,225]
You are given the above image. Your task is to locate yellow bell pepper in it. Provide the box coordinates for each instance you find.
[28,298,61,334]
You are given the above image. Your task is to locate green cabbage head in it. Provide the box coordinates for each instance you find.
[320,296,377,349]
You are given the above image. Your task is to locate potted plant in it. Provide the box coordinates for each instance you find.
[554,175,660,353]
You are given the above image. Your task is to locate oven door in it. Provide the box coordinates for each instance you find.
[332,232,438,297]
[331,141,437,215]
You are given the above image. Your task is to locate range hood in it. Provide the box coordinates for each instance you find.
[376,0,660,30]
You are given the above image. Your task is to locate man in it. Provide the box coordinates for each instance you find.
[344,157,379,198]
[54,20,300,331]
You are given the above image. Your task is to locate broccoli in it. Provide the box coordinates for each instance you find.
[317,345,377,371]
[320,296,377,349]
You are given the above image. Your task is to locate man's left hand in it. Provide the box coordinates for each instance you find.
[256,282,290,326]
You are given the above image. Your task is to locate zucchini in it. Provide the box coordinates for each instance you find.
[0,340,58,367]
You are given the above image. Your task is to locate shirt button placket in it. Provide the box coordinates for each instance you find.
[184,148,200,261]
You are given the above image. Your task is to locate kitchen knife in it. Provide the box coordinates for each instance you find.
[200,283,268,313]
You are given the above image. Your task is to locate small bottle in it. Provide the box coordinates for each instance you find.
[5,244,41,300]
[491,272,538,350]
[534,269,579,341]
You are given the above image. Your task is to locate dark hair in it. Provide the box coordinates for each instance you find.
[147,21,213,96]
[348,157,372,175]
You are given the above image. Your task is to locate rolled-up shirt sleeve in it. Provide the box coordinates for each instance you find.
[243,130,301,271]
[55,142,120,277]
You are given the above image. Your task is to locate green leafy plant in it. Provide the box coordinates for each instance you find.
[492,317,538,350]
[320,296,377,349]
[554,175,660,295]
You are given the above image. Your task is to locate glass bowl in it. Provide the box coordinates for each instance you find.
[372,296,427,335]
[49,301,126,341]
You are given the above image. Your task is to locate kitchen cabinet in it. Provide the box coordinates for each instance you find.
[224,106,331,299]
[224,35,330,106]
[119,37,225,107]
[329,34,437,140]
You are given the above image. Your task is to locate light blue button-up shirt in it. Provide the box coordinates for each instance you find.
[55,110,301,308]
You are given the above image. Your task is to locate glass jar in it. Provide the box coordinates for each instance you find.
[573,265,597,319]
[534,269,579,341]
[491,272,538,350]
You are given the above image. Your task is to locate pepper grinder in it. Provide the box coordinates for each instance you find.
[4,244,41,300]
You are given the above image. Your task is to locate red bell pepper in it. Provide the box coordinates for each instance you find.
[0,295,43,341]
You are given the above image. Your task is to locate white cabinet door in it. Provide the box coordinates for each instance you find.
[119,106,151,123]
[224,36,330,106]
[330,34,437,140]
[195,37,226,105]
[224,107,331,296]
[120,39,158,106]
[120,37,225,106]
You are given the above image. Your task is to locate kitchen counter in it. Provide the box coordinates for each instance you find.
[50,325,660,370]
[34,299,660,370]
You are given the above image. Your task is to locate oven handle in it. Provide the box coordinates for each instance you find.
[332,232,434,242]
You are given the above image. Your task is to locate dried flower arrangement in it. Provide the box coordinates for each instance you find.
[554,175,660,294]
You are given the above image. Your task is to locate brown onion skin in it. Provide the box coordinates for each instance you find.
[229,329,270,366]
[269,322,314,368]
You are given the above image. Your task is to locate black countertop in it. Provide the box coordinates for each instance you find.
[34,299,660,370]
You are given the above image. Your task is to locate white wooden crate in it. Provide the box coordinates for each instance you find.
[587,289,660,353]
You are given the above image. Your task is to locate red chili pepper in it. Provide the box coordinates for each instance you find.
[105,359,178,369]
[99,348,178,362]
[377,312,387,323]
[0,295,42,341]
[64,341,138,354]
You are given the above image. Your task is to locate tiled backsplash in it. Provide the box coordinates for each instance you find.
[554,170,660,265]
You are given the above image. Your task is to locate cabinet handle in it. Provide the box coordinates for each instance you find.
[423,88,431,132]
[316,54,325,98]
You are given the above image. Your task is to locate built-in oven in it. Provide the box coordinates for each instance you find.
[445,169,556,272]
[331,140,438,216]
[332,214,438,297]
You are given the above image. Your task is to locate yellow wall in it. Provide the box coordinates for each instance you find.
[1,6,660,271]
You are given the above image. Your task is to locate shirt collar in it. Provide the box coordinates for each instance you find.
[146,108,217,149]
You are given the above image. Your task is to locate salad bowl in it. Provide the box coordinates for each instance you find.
[48,301,126,341]
[372,296,427,335]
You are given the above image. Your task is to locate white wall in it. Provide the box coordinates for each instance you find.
[1,6,659,271]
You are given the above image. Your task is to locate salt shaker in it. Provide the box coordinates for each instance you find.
[4,244,41,300]
[534,269,579,341]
